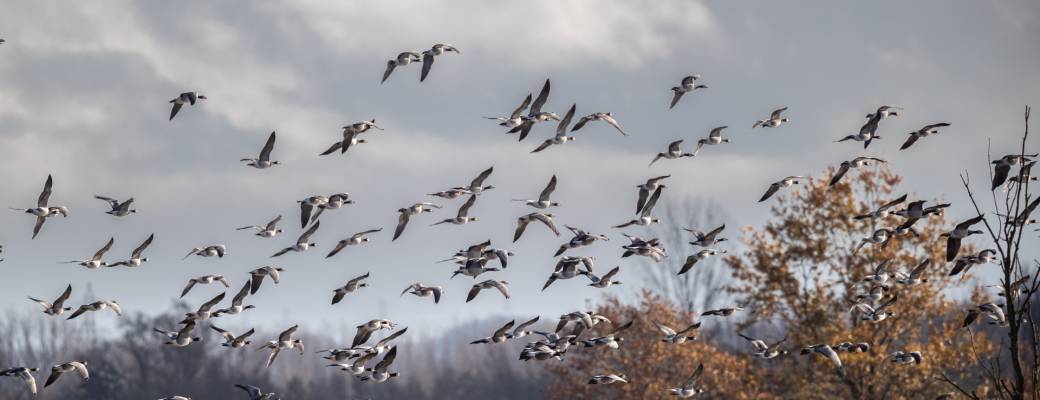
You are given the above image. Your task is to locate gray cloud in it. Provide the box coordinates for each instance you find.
[0,1,1037,335]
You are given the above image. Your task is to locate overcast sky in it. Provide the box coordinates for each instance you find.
[0,1,1037,337]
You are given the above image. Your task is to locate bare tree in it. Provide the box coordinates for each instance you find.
[638,194,729,313]
[948,106,1040,400]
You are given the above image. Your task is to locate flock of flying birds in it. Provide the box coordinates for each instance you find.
[1,37,1038,400]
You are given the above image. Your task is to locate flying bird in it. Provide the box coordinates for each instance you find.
[752,107,789,128]
[28,284,73,316]
[241,131,279,169]
[514,212,560,242]
[941,215,986,261]
[271,221,320,257]
[332,272,370,304]
[43,361,89,388]
[670,75,707,109]
[401,283,444,304]
[382,51,422,83]
[61,237,114,269]
[237,215,284,238]
[420,43,460,82]
[394,202,441,240]
[572,112,626,136]
[467,279,510,302]
[615,186,662,228]
[759,176,806,202]
[181,274,230,298]
[992,154,1038,190]
[10,174,70,239]
[692,126,729,156]
[510,79,557,141]
[649,140,694,166]
[327,228,382,258]
[169,91,206,120]
[829,157,887,187]
[900,122,951,150]
[67,300,121,320]
[107,233,154,268]
[432,195,479,226]
[669,363,705,397]
[531,104,577,153]
[513,175,559,208]
[94,195,136,216]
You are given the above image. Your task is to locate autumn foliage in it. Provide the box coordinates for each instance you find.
[547,166,997,399]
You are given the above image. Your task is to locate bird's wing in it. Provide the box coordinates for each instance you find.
[258,131,276,161]
[94,195,118,208]
[347,272,370,287]
[200,292,226,311]
[420,52,435,82]
[531,140,554,153]
[466,285,481,302]
[899,134,919,150]
[94,237,115,260]
[169,102,183,120]
[373,346,398,372]
[642,186,663,216]
[44,369,62,388]
[132,234,154,258]
[180,280,197,298]
[557,104,576,135]
[957,215,985,230]
[299,220,320,243]
[669,91,684,110]
[636,188,650,214]
[529,79,551,115]
[56,284,73,305]
[515,316,540,332]
[511,94,533,119]
[493,320,516,338]
[539,175,558,201]
[993,163,1011,189]
[829,163,850,186]
[377,327,409,346]
[531,213,560,235]
[32,216,46,239]
[381,61,396,83]
[279,325,299,342]
[393,211,410,241]
[493,281,510,298]
[457,195,477,218]
[471,167,494,187]
[880,194,908,210]
[759,182,781,202]
[232,281,250,304]
[684,363,704,388]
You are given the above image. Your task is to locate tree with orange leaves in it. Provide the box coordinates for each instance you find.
[725,165,995,399]
[545,292,768,400]
[546,166,996,399]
